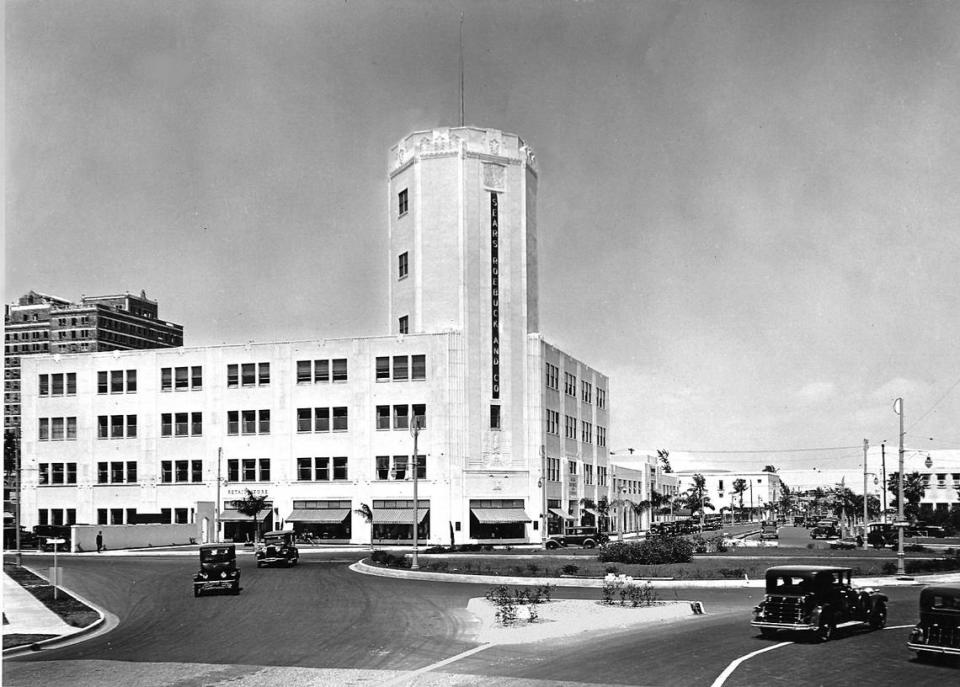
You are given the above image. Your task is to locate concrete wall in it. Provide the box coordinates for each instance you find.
[72,523,198,552]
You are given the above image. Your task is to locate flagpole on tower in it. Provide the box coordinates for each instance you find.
[459,11,465,127]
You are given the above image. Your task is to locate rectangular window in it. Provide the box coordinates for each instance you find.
[51,373,64,395]
[126,461,137,483]
[241,410,256,434]
[192,460,202,482]
[565,373,576,396]
[393,356,408,380]
[111,462,124,483]
[175,412,189,436]
[161,413,172,437]
[175,366,188,390]
[175,460,189,482]
[241,363,255,386]
[297,408,312,432]
[51,417,65,440]
[191,412,202,436]
[258,409,270,434]
[111,370,124,393]
[227,410,239,435]
[258,362,270,385]
[399,316,409,334]
[161,367,172,391]
[227,364,239,388]
[333,456,348,481]
[110,509,123,525]
[315,456,330,481]
[191,366,202,389]
[97,509,107,525]
[332,406,348,431]
[174,508,188,524]
[582,381,592,404]
[98,415,109,439]
[39,374,49,396]
[414,454,426,480]
[376,455,390,480]
[97,462,108,484]
[39,418,49,441]
[411,354,426,380]
[242,459,256,481]
[126,369,137,393]
[259,458,270,482]
[376,405,390,430]
[332,358,347,382]
[314,359,329,383]
[297,457,312,481]
[597,388,606,409]
[412,403,426,429]
[376,357,390,381]
[490,404,501,430]
[569,460,577,475]
[398,188,408,216]
[393,404,409,430]
[398,251,409,279]
[227,459,239,482]
[67,463,77,484]
[159,460,171,483]
[98,371,108,394]
[315,407,330,432]
[393,455,407,480]
[126,415,137,438]
[297,360,312,383]
[49,463,63,484]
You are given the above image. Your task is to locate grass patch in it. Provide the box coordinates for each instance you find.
[3,562,100,645]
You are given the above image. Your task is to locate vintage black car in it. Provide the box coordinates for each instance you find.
[810,521,841,540]
[752,565,887,642]
[193,543,240,596]
[255,530,300,567]
[907,585,960,659]
[545,526,608,549]
[760,521,779,540]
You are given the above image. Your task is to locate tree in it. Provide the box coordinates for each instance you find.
[657,449,673,474]
[633,490,669,528]
[732,478,748,521]
[684,473,714,529]
[886,471,927,521]
[231,489,269,543]
[762,465,778,473]
[777,481,793,519]
[354,502,374,549]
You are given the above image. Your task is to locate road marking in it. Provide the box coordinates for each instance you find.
[710,641,793,687]
[381,643,494,686]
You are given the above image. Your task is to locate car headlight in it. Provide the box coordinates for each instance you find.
[200,572,208,580]
[220,571,227,579]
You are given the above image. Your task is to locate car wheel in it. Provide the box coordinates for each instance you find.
[546,541,559,550]
[584,540,596,549]
[814,614,835,643]
[194,587,201,598]
[232,581,240,595]
[870,602,887,629]
[257,561,263,568]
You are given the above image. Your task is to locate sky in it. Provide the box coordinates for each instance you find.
[6,1,960,477]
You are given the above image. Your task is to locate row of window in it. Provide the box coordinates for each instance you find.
[548,364,606,408]
[375,404,427,430]
[543,458,609,486]
[37,356,430,398]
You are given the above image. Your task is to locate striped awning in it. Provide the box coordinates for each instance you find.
[219,509,271,522]
[471,508,532,524]
[374,508,429,524]
[548,508,574,520]
[286,508,350,523]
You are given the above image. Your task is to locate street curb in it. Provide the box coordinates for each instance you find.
[2,563,113,658]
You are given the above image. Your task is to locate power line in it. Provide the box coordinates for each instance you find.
[671,445,862,455]
[908,371,960,432]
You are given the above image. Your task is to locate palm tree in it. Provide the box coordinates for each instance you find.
[231,489,269,544]
[886,471,928,521]
[633,490,669,530]
[732,478,748,522]
[685,474,714,530]
[354,502,374,550]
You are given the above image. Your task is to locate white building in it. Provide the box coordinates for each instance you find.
[675,470,782,522]
[19,127,615,547]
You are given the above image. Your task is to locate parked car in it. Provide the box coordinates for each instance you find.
[545,526,608,549]
[752,565,887,642]
[256,530,300,567]
[908,522,947,538]
[867,522,897,549]
[34,524,71,552]
[908,585,960,660]
[810,521,841,540]
[193,544,240,596]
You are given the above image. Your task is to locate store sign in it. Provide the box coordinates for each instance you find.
[491,192,500,399]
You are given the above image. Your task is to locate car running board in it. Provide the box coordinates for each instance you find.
[835,620,867,629]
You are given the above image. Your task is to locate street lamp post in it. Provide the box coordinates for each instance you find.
[410,417,423,571]
[895,397,905,576]
[215,447,222,544]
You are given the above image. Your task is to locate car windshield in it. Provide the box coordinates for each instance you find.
[200,547,235,563]
[766,574,813,594]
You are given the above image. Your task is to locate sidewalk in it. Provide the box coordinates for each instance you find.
[2,569,85,638]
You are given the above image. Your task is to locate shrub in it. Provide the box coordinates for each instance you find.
[561,563,580,575]
[485,585,518,625]
[717,567,747,579]
[601,574,659,607]
[597,536,694,565]
[526,562,540,576]
[604,564,620,575]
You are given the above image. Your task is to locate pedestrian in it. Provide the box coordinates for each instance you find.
[96,530,103,553]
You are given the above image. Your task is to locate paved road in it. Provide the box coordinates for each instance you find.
[3,550,956,686]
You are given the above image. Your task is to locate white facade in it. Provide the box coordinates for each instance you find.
[18,126,612,547]
[676,470,782,521]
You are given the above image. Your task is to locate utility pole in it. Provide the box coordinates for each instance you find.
[863,439,869,530]
[410,417,422,571]
[540,447,547,549]
[215,447,222,543]
[881,442,887,523]
[895,398,905,576]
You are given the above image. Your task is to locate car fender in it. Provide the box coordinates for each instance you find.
[810,604,830,626]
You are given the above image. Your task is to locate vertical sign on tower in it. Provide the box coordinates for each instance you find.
[490,193,500,399]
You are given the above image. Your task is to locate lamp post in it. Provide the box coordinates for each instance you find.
[895,397,905,576]
[215,447,222,544]
[410,416,423,571]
